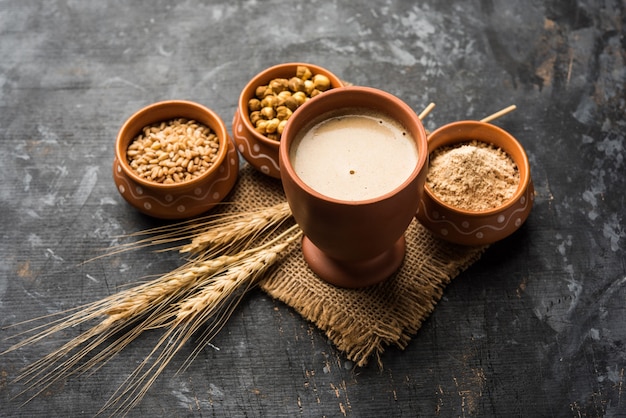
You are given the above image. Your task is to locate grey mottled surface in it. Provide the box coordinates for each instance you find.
[1,0,625,416]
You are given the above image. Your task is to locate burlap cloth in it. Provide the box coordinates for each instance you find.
[225,163,486,367]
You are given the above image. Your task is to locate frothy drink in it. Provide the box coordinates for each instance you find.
[290,108,418,201]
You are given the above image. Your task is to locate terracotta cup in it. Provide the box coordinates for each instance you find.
[232,62,344,178]
[279,86,429,288]
[416,121,534,245]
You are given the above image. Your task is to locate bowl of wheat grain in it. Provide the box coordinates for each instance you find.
[113,100,239,219]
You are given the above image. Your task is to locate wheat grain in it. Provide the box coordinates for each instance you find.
[127,118,219,184]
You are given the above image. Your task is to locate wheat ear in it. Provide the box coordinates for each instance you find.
[100,225,302,416]
[180,201,292,255]
[6,242,284,407]
[85,202,293,262]
[3,203,299,415]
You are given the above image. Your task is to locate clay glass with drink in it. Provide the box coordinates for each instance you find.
[279,86,429,288]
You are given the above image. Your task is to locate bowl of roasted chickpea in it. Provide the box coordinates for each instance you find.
[232,62,345,178]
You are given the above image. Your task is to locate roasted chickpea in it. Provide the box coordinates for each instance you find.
[261,95,280,108]
[260,106,276,119]
[292,91,307,106]
[303,79,315,95]
[277,119,288,135]
[296,65,313,80]
[312,74,331,91]
[255,119,268,134]
[265,118,280,134]
[250,111,262,125]
[288,77,305,92]
[283,96,299,112]
[275,106,292,121]
[269,78,289,93]
[248,98,262,112]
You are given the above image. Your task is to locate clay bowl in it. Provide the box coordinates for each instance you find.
[232,62,345,178]
[416,120,534,246]
[113,100,239,219]
[279,86,429,288]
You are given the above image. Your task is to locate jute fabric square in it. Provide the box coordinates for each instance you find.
[224,164,486,367]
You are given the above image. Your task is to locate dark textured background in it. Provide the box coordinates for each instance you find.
[1,1,625,416]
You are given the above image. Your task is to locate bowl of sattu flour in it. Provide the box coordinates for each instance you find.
[416,120,534,246]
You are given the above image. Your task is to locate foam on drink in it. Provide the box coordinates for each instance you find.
[290,108,418,201]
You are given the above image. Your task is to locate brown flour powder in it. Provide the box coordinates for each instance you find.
[426,140,519,211]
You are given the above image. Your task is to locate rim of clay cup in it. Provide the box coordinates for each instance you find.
[238,62,345,150]
[279,85,429,206]
[115,100,229,190]
[424,120,531,216]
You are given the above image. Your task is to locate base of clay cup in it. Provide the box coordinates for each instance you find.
[301,235,406,289]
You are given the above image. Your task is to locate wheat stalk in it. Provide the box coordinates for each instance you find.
[87,202,293,262]
[3,254,239,356]
[99,225,302,416]
[3,211,301,416]
[4,203,294,355]
[5,255,237,404]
